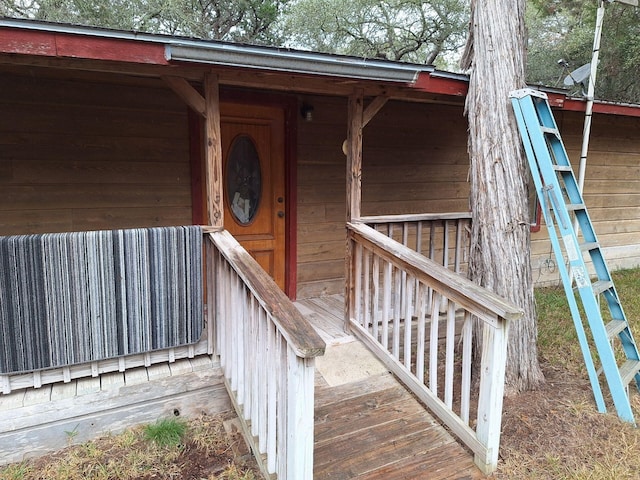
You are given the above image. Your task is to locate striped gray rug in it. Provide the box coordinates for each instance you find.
[0,226,203,374]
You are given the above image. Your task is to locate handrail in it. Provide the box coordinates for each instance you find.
[348,222,522,323]
[360,212,472,224]
[346,221,522,474]
[208,229,325,358]
[206,229,325,480]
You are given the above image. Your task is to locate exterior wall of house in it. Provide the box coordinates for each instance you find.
[531,109,640,286]
[296,95,640,298]
[296,96,470,298]
[0,67,193,236]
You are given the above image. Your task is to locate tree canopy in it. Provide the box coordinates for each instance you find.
[280,0,468,68]
[526,0,640,104]
[1,0,638,101]
[0,0,289,44]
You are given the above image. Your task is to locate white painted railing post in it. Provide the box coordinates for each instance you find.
[474,317,510,474]
[286,349,316,479]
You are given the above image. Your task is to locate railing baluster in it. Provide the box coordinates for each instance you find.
[363,248,371,330]
[416,283,427,383]
[276,334,286,480]
[382,261,392,350]
[354,242,363,325]
[444,300,456,408]
[403,275,414,369]
[392,266,402,359]
[266,320,277,474]
[461,311,473,424]
[372,255,380,342]
[258,307,268,454]
[429,291,440,395]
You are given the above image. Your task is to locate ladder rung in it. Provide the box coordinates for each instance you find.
[566,203,586,212]
[592,280,613,295]
[606,320,628,339]
[619,360,640,386]
[580,242,599,252]
[540,126,560,136]
[553,165,572,172]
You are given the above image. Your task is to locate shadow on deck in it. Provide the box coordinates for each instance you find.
[296,295,484,480]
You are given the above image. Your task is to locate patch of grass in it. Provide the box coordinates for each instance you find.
[142,417,187,448]
[496,267,640,479]
[0,414,261,480]
[535,285,584,373]
[0,463,31,480]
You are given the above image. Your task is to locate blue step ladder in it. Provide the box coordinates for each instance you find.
[510,88,640,424]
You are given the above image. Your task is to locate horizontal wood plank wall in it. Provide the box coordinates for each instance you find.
[296,97,470,298]
[0,67,192,235]
[530,110,640,286]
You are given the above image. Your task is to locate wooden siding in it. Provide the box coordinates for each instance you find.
[296,96,470,298]
[0,67,192,235]
[531,110,640,286]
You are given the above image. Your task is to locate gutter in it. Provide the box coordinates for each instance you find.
[0,17,429,83]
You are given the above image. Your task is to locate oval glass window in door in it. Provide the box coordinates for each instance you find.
[226,135,262,225]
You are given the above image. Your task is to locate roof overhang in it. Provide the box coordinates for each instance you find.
[165,44,425,83]
[1,18,640,117]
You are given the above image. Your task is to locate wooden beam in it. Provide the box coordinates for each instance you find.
[362,95,388,128]
[346,89,364,222]
[162,75,206,117]
[204,73,224,227]
[345,89,364,334]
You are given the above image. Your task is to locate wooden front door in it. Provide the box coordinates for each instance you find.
[221,103,287,290]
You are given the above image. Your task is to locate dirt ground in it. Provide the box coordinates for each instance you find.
[494,358,640,479]
[4,360,640,479]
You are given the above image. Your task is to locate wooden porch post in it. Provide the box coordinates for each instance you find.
[345,89,364,330]
[204,73,224,228]
[346,89,364,222]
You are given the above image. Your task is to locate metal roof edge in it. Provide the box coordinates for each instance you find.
[0,17,430,83]
[165,44,428,83]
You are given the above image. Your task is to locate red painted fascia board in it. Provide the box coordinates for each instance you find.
[0,28,168,65]
[413,72,468,97]
[561,96,640,118]
[415,73,640,118]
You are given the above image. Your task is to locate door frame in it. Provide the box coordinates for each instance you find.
[189,88,298,299]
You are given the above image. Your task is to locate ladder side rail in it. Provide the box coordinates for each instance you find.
[511,96,607,412]
[512,90,640,424]
[536,126,637,422]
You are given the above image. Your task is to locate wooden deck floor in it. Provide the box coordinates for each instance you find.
[296,294,485,480]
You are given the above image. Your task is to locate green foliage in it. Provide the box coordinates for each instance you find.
[0,462,32,480]
[0,0,289,44]
[281,0,468,67]
[142,417,187,448]
[526,0,640,103]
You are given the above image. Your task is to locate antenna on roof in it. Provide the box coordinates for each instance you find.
[563,62,591,96]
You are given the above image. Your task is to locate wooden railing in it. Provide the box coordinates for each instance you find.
[206,229,325,480]
[346,222,522,474]
[362,213,472,274]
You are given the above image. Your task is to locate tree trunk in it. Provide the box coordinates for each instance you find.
[461,0,545,392]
